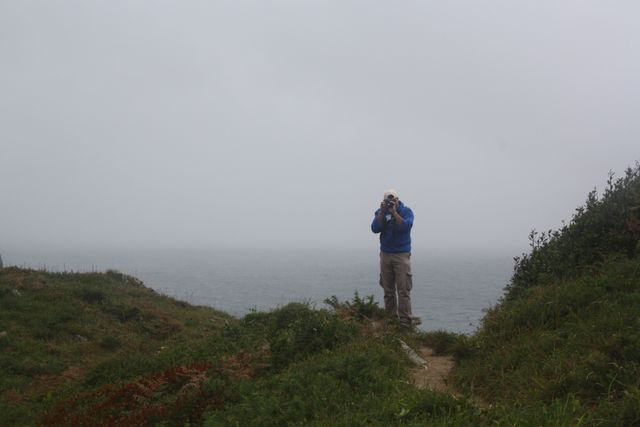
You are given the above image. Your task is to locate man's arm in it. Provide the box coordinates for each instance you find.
[371,202,386,233]
[394,206,414,231]
[376,202,386,225]
[390,203,404,225]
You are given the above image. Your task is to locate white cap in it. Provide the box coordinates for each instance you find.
[384,189,399,199]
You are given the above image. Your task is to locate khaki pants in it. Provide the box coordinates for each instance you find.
[379,251,412,325]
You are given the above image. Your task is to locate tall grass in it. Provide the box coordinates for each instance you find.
[452,164,640,425]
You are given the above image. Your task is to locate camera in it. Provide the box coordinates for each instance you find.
[384,196,396,208]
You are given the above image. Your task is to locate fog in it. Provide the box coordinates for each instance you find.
[1,1,638,254]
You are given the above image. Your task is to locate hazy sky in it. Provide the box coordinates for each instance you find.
[1,1,638,253]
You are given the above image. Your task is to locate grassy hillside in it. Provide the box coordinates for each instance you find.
[451,163,640,425]
[0,269,232,424]
[2,163,639,426]
[1,269,478,426]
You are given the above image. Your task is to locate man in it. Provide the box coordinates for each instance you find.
[371,189,415,327]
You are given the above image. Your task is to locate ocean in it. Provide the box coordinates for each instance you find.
[3,248,515,334]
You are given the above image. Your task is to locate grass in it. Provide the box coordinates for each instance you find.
[2,265,622,426]
[2,164,640,425]
[0,267,231,425]
[4,263,638,426]
[451,256,640,425]
[448,164,640,426]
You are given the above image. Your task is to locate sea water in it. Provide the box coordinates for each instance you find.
[5,248,514,334]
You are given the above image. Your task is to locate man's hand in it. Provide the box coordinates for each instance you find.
[389,199,404,224]
[376,201,387,226]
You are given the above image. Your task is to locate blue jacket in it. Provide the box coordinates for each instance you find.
[371,201,414,253]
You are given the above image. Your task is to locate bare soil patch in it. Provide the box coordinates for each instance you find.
[408,346,489,408]
[409,347,457,394]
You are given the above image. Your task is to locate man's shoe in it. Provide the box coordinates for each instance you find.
[399,320,412,329]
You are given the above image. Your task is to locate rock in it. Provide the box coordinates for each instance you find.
[12,289,21,297]
[399,339,427,366]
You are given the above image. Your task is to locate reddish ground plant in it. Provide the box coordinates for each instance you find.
[41,362,216,426]
[40,348,271,426]
[219,350,270,380]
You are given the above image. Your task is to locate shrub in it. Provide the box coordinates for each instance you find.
[101,303,141,322]
[80,289,106,304]
[507,163,640,300]
[84,354,159,387]
[100,336,121,350]
[324,292,387,321]
[266,303,358,370]
[418,330,472,359]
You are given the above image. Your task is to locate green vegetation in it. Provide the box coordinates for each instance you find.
[0,271,476,426]
[1,163,639,425]
[452,162,640,425]
[0,268,231,424]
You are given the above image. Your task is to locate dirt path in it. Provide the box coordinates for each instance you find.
[408,346,457,394]
[405,345,489,408]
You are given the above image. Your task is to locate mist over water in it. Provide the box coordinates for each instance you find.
[2,2,639,257]
[5,248,513,334]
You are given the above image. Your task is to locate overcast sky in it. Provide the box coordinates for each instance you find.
[1,1,638,254]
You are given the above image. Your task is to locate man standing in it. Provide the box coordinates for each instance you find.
[371,189,415,327]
